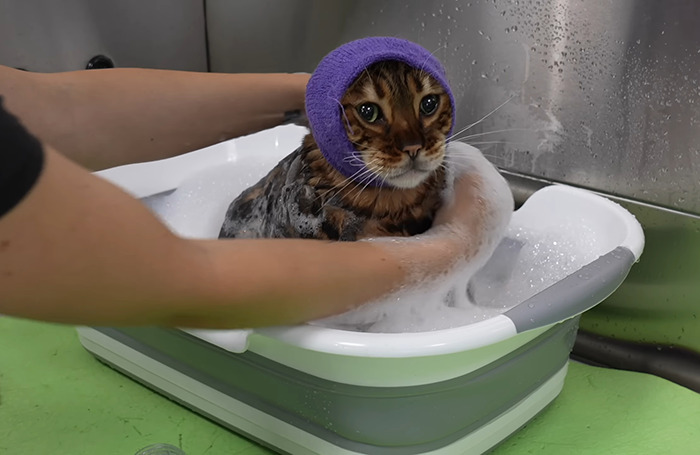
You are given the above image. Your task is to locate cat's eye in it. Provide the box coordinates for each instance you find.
[357,103,382,123]
[420,95,440,116]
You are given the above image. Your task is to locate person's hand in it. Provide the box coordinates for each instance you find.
[430,141,514,261]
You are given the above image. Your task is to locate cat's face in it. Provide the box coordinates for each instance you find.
[340,60,453,189]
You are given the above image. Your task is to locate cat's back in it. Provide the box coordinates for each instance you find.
[219,135,347,240]
[219,141,314,239]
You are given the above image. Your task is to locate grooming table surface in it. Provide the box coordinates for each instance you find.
[1,317,698,455]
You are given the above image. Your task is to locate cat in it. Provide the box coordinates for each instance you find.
[218,59,453,241]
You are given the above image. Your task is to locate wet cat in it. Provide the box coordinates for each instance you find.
[218,59,453,241]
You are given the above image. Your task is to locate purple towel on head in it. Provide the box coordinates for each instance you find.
[305,36,455,184]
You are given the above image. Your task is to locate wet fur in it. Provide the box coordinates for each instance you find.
[219,61,453,241]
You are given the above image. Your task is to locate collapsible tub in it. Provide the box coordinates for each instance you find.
[78,125,644,455]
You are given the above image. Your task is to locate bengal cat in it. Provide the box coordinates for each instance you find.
[218,60,454,241]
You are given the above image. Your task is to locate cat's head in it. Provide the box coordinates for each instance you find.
[340,60,453,189]
[305,37,455,188]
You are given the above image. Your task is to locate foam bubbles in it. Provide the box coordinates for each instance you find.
[469,222,600,311]
[315,221,599,333]
[144,160,273,239]
[142,150,601,335]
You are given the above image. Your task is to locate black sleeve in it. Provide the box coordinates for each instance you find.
[0,96,45,219]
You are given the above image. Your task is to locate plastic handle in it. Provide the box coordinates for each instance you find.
[503,246,636,333]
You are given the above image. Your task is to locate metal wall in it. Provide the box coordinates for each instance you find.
[207,0,700,356]
[207,0,700,214]
[0,0,207,72]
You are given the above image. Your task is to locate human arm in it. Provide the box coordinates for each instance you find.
[0,65,309,170]
[0,144,481,329]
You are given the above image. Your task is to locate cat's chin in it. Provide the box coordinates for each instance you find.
[385,169,431,189]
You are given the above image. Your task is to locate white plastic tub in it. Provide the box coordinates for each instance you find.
[78,125,644,455]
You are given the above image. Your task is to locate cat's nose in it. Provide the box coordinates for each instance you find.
[403,144,422,159]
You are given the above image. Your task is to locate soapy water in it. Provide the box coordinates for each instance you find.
[144,156,599,333]
[315,222,599,332]
[143,162,265,239]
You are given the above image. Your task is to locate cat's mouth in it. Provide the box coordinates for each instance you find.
[384,167,432,189]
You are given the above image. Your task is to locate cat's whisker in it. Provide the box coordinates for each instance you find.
[444,144,506,161]
[334,180,371,210]
[342,155,367,165]
[349,158,381,176]
[341,150,377,166]
[363,66,375,89]
[350,168,385,205]
[441,158,471,168]
[342,149,364,157]
[443,148,495,161]
[347,139,383,152]
[342,159,383,202]
[348,160,376,176]
[316,163,375,204]
[449,127,531,142]
[479,152,504,161]
[330,169,374,198]
[350,176,376,205]
[442,154,506,170]
[348,139,367,148]
[446,97,514,141]
[380,170,392,188]
[329,96,354,134]
[418,44,447,80]
[457,140,518,146]
[318,158,384,210]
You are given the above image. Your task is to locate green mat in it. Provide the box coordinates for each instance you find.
[1,317,698,455]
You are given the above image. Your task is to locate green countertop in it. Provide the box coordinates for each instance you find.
[1,317,699,455]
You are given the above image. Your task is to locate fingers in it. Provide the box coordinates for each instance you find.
[431,141,514,259]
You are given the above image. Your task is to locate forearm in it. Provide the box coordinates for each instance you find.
[0,147,200,325]
[175,235,458,328]
[0,65,308,170]
[0,146,456,329]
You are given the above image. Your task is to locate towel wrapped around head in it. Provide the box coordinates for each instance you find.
[305,37,456,182]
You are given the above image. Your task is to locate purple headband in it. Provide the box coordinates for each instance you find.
[305,36,455,184]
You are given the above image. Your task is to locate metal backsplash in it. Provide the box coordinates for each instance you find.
[208,0,700,356]
[0,0,207,72]
[209,0,700,215]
